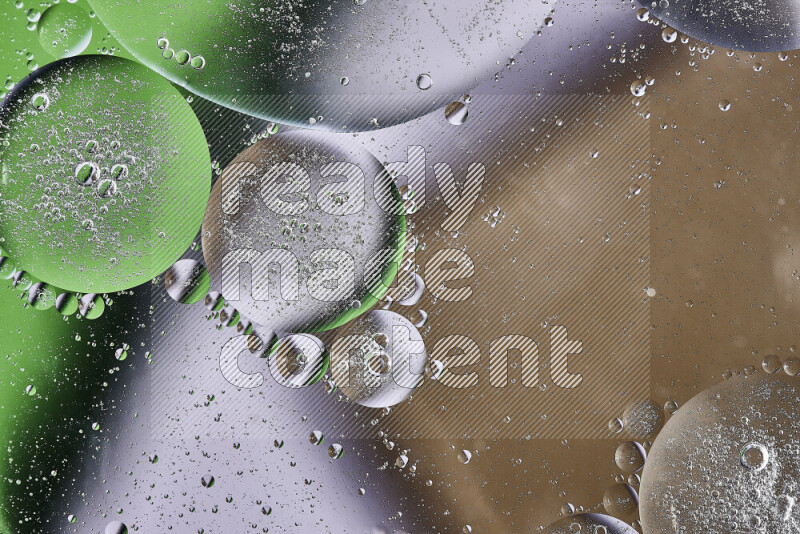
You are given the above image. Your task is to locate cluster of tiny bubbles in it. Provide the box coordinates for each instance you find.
[0,55,211,294]
[543,512,638,533]
[156,37,206,70]
[164,258,211,304]
[197,288,255,334]
[238,122,277,151]
[37,2,93,59]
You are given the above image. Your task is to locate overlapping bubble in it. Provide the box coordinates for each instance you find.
[201,130,405,342]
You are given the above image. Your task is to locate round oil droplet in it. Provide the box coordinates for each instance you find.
[444,101,468,125]
[641,374,800,533]
[615,441,647,473]
[630,80,646,97]
[105,521,128,534]
[55,292,79,315]
[37,3,92,58]
[309,430,324,445]
[416,73,433,90]
[74,161,98,186]
[328,443,344,459]
[603,483,639,520]
[740,442,769,471]
[31,92,50,111]
[622,399,664,440]
[164,259,211,304]
[762,354,781,373]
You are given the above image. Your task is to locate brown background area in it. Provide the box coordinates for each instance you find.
[355,43,800,533]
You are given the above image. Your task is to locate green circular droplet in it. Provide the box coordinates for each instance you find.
[28,282,56,310]
[55,292,79,315]
[0,56,211,294]
[174,49,190,65]
[79,293,105,320]
[0,257,17,280]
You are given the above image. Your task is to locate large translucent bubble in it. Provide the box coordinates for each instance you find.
[0,56,211,294]
[86,0,553,130]
[201,130,405,342]
[640,373,800,533]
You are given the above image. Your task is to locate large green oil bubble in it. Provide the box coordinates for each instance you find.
[0,55,211,294]
[86,0,552,130]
